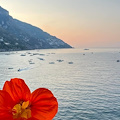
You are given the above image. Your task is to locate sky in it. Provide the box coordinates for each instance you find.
[0,0,120,48]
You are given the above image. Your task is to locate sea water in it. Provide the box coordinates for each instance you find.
[0,48,120,120]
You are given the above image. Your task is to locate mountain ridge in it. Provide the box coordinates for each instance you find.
[0,6,72,51]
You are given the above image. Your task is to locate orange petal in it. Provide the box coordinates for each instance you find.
[30,88,58,120]
[3,78,31,103]
[28,117,39,120]
[0,90,14,119]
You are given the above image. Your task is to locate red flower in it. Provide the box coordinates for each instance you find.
[0,78,58,120]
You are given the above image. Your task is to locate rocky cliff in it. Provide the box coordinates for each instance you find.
[0,6,72,51]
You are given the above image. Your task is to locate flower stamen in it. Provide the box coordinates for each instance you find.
[12,101,31,119]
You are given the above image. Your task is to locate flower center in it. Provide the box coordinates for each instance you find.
[12,101,31,119]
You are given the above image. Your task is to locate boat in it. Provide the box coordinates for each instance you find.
[117,60,120,62]
[8,67,13,69]
[29,62,35,64]
[20,54,26,56]
[38,58,45,60]
[49,62,55,64]
[84,48,89,50]
[68,62,73,64]
[57,59,64,62]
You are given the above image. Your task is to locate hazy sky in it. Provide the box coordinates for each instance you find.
[0,0,120,48]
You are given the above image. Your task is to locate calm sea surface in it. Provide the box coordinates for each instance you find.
[0,48,120,120]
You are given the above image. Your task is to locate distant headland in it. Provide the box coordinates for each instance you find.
[0,6,72,52]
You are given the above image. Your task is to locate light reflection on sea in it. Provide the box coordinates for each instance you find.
[0,48,120,120]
